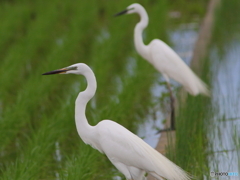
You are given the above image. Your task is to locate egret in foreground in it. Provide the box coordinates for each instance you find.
[115,3,210,131]
[43,63,191,180]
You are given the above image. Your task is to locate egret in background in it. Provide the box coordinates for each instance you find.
[115,3,210,131]
[43,63,191,180]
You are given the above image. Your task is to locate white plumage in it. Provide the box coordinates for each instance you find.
[149,39,209,95]
[43,63,191,180]
[96,120,190,180]
[115,3,209,96]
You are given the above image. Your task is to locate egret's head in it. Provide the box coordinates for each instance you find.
[114,3,143,16]
[42,63,87,75]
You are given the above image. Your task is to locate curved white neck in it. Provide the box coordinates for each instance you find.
[75,66,96,143]
[134,8,149,60]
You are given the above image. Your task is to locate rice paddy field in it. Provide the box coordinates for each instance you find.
[0,0,239,179]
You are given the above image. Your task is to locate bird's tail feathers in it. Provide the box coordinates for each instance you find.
[148,148,192,180]
[191,75,210,97]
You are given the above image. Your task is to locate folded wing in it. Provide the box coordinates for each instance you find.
[149,39,209,96]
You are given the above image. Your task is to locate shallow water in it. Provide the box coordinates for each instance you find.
[208,39,240,174]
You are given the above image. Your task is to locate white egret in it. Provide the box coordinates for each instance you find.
[115,3,210,131]
[43,63,191,180]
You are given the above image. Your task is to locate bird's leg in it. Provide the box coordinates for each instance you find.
[165,81,175,131]
[157,81,176,133]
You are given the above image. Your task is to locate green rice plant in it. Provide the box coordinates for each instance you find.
[1,0,216,179]
[0,0,98,169]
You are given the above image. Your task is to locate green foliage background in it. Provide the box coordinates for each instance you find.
[2,0,239,180]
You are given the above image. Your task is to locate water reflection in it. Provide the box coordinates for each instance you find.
[209,40,240,173]
[96,28,110,44]
[54,141,62,180]
[207,0,240,173]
